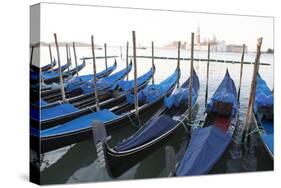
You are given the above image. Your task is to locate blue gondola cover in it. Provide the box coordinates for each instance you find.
[65,62,117,92]
[176,125,231,176]
[127,69,179,104]
[113,68,154,92]
[254,74,273,113]
[206,70,238,117]
[42,71,68,80]
[115,114,177,151]
[40,103,79,121]
[39,109,119,137]
[164,88,195,108]
[164,69,199,108]
[80,63,132,94]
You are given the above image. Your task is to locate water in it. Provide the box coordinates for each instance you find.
[37,46,273,184]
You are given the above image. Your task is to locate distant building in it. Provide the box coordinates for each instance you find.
[226,44,248,53]
[195,26,200,45]
[164,26,247,53]
[193,26,226,52]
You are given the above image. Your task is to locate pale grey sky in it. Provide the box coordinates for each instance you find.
[39,3,274,51]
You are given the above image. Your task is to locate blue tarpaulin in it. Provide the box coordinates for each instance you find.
[30,127,39,137]
[42,71,68,80]
[40,59,57,73]
[206,70,238,117]
[32,99,48,106]
[127,69,179,104]
[254,74,273,156]
[43,59,69,74]
[30,70,40,80]
[41,61,71,80]
[40,103,79,121]
[254,74,273,112]
[112,68,154,92]
[40,99,48,106]
[164,69,199,108]
[80,63,132,94]
[42,61,85,81]
[115,114,177,151]
[30,106,39,121]
[40,109,119,137]
[65,61,117,92]
[40,82,65,91]
[65,74,94,92]
[176,125,231,176]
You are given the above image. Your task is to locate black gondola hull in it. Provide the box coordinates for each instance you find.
[253,114,274,160]
[32,80,150,129]
[32,89,168,153]
[40,66,114,97]
[104,123,181,177]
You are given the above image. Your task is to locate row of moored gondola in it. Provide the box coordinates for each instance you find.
[30,35,273,178]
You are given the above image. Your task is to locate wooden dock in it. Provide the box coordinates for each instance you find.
[80,55,270,66]
[80,56,118,60]
[129,55,270,66]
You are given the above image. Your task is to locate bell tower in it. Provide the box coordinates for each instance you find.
[195,25,200,45]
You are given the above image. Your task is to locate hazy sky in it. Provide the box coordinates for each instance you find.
[39,3,274,51]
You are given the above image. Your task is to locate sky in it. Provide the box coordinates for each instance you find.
[37,2,274,51]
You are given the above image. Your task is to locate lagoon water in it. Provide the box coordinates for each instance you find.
[37,46,273,184]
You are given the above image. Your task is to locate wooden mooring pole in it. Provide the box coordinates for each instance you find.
[65,44,71,74]
[151,41,155,85]
[177,41,181,88]
[30,45,34,66]
[120,46,123,62]
[72,42,79,76]
[91,35,100,111]
[68,44,72,63]
[188,33,194,123]
[244,38,263,144]
[237,44,246,103]
[54,33,66,102]
[104,43,108,70]
[205,42,210,107]
[48,44,54,71]
[132,31,139,120]
[126,41,129,81]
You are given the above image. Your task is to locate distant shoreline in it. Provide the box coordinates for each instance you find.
[30,42,274,54]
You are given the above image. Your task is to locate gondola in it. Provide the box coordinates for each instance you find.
[30,68,179,153]
[42,60,85,84]
[39,60,117,94]
[42,59,71,74]
[41,61,132,104]
[253,74,273,159]
[30,59,61,83]
[175,70,238,176]
[31,66,155,129]
[30,59,57,73]
[92,68,200,178]
[40,59,57,72]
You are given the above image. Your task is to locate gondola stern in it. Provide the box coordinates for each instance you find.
[91,121,121,178]
[165,146,177,176]
[225,68,230,76]
[91,121,110,173]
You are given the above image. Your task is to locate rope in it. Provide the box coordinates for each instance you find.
[246,127,262,137]
[178,120,190,133]
[126,112,139,128]
[88,106,96,112]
